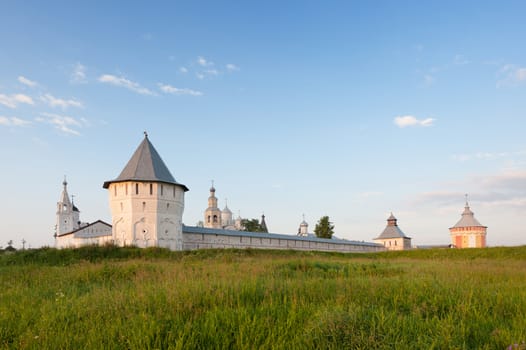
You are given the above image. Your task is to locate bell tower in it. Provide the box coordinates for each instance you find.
[55,177,79,236]
[204,182,222,229]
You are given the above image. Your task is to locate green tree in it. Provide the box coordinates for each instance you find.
[241,219,265,233]
[314,216,334,239]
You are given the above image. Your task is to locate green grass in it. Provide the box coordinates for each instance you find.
[1,246,526,349]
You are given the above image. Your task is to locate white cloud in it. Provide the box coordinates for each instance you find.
[414,171,526,209]
[41,94,83,109]
[0,93,35,109]
[36,112,88,136]
[18,76,38,87]
[423,74,435,86]
[197,56,213,67]
[98,74,155,95]
[226,63,240,72]
[453,54,469,65]
[179,67,188,73]
[0,116,32,127]
[497,64,526,87]
[158,83,203,96]
[196,69,220,80]
[141,33,153,41]
[394,115,435,128]
[451,149,526,163]
[71,63,87,83]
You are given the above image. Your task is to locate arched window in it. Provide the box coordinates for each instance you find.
[161,185,164,196]
[207,216,211,223]
[150,183,153,195]
[213,215,218,223]
[135,183,139,195]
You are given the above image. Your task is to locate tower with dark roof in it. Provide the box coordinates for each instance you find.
[373,213,411,250]
[103,133,188,250]
[449,197,487,248]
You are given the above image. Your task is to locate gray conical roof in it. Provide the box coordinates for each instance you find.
[103,135,188,191]
[451,203,484,228]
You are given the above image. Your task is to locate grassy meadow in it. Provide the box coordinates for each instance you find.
[1,245,526,349]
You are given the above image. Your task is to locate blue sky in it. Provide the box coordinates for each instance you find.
[1,1,525,248]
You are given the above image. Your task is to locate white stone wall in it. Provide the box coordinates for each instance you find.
[182,230,384,253]
[374,237,411,251]
[55,225,384,253]
[108,182,185,250]
[56,221,113,248]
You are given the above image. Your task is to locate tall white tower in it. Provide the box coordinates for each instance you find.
[55,177,80,236]
[103,133,188,250]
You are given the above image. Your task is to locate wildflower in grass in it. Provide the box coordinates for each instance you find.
[55,291,65,301]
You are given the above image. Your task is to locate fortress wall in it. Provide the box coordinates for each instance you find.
[182,226,385,253]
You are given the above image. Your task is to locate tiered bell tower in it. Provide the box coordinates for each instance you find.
[204,182,222,229]
[55,177,79,236]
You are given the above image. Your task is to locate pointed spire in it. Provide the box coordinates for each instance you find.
[59,177,72,207]
[260,213,268,233]
[387,212,397,226]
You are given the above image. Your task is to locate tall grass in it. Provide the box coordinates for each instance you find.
[1,246,525,349]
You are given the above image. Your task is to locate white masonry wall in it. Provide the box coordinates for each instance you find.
[182,227,385,253]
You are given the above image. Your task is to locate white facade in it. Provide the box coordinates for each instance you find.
[56,220,113,248]
[56,179,80,236]
[107,182,185,250]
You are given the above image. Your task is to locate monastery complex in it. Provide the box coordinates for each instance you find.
[54,134,487,252]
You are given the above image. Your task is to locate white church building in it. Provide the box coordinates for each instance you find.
[55,134,385,253]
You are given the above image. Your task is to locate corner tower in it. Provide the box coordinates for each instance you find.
[373,213,411,250]
[449,196,487,248]
[103,133,188,250]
